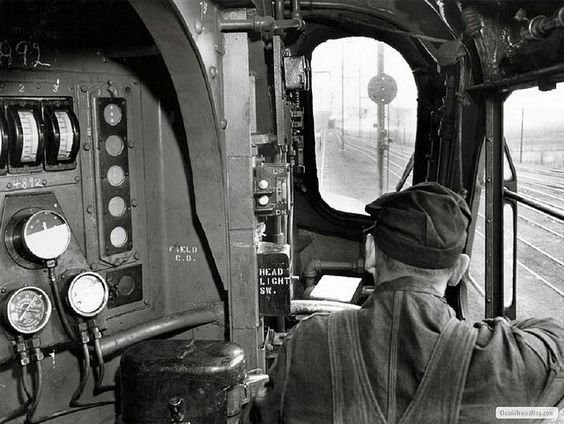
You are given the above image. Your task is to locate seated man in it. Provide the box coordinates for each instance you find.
[245,182,564,423]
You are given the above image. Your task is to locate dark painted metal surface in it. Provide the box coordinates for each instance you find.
[484,95,505,318]
[120,339,245,424]
[130,0,230,288]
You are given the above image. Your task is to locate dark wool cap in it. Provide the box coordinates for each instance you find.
[365,182,472,269]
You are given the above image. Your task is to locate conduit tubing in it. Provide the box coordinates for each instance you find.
[303,259,364,288]
[99,306,221,357]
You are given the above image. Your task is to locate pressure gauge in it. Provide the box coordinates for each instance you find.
[7,210,71,263]
[3,286,52,334]
[67,272,109,317]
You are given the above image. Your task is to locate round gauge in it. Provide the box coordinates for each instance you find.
[103,104,122,126]
[67,272,109,317]
[5,287,52,334]
[22,210,71,260]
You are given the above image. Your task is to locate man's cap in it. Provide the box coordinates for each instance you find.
[365,182,472,269]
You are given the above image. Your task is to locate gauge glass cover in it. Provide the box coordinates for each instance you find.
[68,272,109,317]
[6,287,52,334]
[23,210,71,260]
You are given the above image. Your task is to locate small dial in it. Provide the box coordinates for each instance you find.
[22,210,71,261]
[5,287,52,334]
[67,272,109,317]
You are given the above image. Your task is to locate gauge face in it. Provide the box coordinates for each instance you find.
[103,104,122,126]
[54,110,75,161]
[23,210,71,260]
[5,287,52,334]
[68,272,109,317]
[17,110,40,163]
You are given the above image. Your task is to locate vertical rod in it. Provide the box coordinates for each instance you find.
[341,41,345,150]
[275,0,284,20]
[358,67,361,137]
[519,107,524,163]
[386,104,390,191]
[485,95,505,318]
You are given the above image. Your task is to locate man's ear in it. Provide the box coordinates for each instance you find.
[447,253,470,286]
[364,233,376,270]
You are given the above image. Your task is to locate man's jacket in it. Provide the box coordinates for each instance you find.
[248,278,564,423]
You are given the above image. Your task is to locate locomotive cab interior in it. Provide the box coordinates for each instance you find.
[0,0,562,422]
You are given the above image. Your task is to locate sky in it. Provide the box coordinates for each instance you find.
[312,37,418,111]
[311,36,564,146]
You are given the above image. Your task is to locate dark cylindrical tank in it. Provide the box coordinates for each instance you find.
[120,339,246,424]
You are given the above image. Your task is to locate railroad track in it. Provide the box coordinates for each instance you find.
[341,134,564,320]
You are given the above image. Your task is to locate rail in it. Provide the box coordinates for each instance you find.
[504,188,564,222]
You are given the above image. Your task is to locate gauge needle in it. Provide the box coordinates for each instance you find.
[18,295,38,321]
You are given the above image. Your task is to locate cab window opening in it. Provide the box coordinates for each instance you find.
[469,83,564,321]
[311,36,418,215]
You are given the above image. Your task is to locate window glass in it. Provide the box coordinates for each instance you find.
[504,84,564,321]
[312,37,417,214]
[467,165,486,322]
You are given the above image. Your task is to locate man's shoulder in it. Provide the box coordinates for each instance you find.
[288,312,331,342]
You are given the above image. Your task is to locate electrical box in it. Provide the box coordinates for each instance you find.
[257,242,291,316]
[254,164,290,216]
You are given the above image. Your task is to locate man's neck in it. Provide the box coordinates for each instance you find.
[376,271,449,294]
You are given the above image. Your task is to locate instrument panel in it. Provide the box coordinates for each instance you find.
[0,76,148,362]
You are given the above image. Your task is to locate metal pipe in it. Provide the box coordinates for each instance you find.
[303,259,364,288]
[290,300,360,315]
[504,189,564,222]
[275,0,285,20]
[273,18,304,31]
[218,16,275,32]
[99,306,221,357]
[522,7,564,40]
[218,16,303,33]
[291,0,301,20]
[467,63,564,91]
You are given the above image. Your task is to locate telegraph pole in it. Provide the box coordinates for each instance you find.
[367,44,396,196]
[377,43,385,194]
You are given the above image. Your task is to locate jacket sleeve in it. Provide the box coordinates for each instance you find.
[511,317,564,406]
